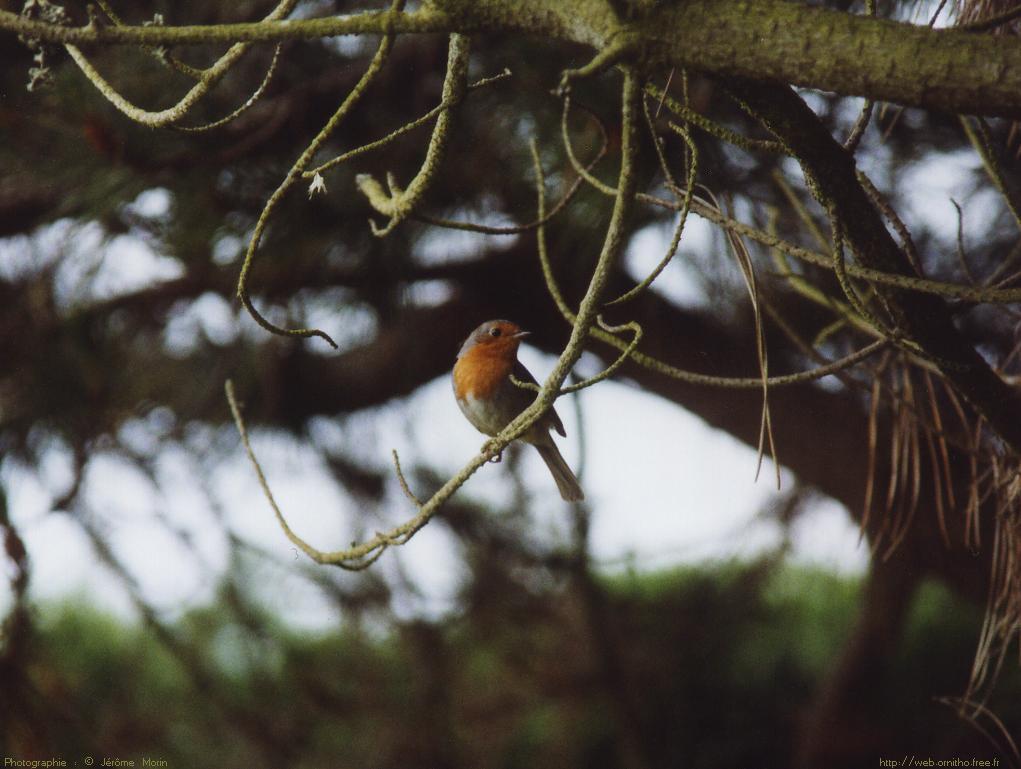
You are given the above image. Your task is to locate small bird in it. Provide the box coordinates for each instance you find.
[452,319,584,502]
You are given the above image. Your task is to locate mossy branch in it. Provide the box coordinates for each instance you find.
[644,81,785,155]
[1,6,444,45]
[303,68,510,180]
[356,33,470,237]
[842,0,876,152]
[92,0,204,79]
[412,100,606,236]
[565,101,1021,309]
[65,0,297,128]
[10,1,1021,117]
[173,43,283,133]
[510,315,644,396]
[605,101,699,306]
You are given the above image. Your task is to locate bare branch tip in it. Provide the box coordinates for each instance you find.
[391,449,423,506]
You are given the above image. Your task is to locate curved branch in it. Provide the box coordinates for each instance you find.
[605,111,698,306]
[303,68,510,179]
[414,96,609,237]
[356,33,470,236]
[511,318,645,395]
[173,43,283,133]
[64,0,297,128]
[644,81,785,155]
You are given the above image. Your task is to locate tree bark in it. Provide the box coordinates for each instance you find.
[4,0,1021,116]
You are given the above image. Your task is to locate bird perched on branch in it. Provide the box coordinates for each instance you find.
[452,320,584,502]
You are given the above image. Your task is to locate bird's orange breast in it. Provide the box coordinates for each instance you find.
[453,346,513,401]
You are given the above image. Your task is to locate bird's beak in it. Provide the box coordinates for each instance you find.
[513,330,531,340]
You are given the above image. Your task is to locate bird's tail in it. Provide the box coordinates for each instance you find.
[533,441,585,502]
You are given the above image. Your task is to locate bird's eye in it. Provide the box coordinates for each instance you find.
[489,327,502,337]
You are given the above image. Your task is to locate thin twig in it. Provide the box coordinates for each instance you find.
[303,69,510,178]
[644,81,785,154]
[577,177,1021,305]
[604,102,698,306]
[961,115,1021,233]
[173,43,283,133]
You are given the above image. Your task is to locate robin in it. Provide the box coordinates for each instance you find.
[452,319,584,502]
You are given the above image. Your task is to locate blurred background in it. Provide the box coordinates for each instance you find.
[2,0,1021,767]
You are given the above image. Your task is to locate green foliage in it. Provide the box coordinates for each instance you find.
[6,562,1018,768]
[599,561,845,768]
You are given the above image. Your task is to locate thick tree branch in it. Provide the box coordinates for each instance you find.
[5,0,1021,117]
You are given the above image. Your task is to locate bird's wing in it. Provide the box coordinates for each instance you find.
[513,359,567,437]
